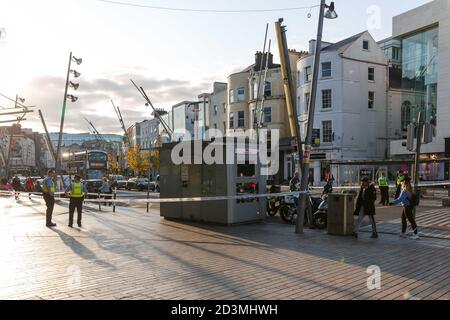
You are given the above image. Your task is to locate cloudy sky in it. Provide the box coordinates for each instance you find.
[0,0,431,134]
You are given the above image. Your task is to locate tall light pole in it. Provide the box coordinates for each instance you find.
[55,52,82,175]
[5,94,25,177]
[296,1,338,234]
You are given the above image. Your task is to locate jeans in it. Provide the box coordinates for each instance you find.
[354,208,377,234]
[402,206,418,234]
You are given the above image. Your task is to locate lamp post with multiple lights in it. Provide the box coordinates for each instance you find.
[55,52,82,174]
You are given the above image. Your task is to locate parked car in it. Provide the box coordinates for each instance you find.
[85,179,103,198]
[126,178,150,191]
[110,175,127,190]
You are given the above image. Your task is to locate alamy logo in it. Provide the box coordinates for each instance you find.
[171,128,280,176]
[366,265,381,290]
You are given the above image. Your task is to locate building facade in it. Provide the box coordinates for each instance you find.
[297,31,388,184]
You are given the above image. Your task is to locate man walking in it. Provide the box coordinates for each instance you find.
[12,175,21,200]
[101,177,112,206]
[352,177,378,239]
[42,169,57,228]
[65,175,87,228]
[378,172,390,206]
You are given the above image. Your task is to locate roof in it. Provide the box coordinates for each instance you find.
[321,31,367,52]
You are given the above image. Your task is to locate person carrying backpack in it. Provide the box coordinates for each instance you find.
[390,176,419,240]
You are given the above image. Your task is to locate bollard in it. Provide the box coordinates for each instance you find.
[98,191,101,212]
[146,188,150,213]
[113,188,117,213]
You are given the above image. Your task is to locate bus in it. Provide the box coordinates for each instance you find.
[66,150,108,180]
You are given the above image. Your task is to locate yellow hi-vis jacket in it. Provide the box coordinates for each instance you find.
[70,182,84,198]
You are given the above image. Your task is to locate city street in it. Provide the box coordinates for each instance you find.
[0,194,448,300]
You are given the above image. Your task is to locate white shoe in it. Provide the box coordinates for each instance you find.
[409,234,420,240]
[399,233,407,238]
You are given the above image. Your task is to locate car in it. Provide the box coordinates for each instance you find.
[85,179,104,198]
[150,175,160,192]
[110,175,127,190]
[126,177,150,191]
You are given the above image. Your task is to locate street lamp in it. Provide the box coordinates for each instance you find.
[55,52,82,176]
[296,0,338,234]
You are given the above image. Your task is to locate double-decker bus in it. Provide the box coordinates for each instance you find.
[66,150,108,180]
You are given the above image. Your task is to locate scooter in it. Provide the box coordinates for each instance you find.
[312,194,329,229]
[279,193,322,225]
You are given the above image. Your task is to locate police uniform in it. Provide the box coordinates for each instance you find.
[378,175,389,206]
[42,176,56,227]
[67,179,86,227]
[395,174,405,199]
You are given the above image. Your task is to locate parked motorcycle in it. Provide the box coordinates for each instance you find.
[311,194,329,229]
[279,194,322,225]
[267,185,283,217]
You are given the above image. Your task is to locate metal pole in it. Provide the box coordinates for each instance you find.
[38,109,57,162]
[413,111,424,218]
[113,188,117,213]
[5,95,19,177]
[297,0,326,233]
[55,52,72,173]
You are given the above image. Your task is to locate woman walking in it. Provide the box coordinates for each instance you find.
[390,177,419,240]
[352,177,378,239]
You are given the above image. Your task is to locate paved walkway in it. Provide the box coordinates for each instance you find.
[0,195,449,300]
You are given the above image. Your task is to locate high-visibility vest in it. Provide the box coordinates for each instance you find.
[397,175,405,186]
[71,182,84,198]
[378,176,388,187]
[42,177,55,194]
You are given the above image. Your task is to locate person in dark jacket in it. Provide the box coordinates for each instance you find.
[352,177,378,239]
[12,175,21,200]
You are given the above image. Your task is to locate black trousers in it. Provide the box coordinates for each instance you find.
[379,186,389,205]
[402,206,418,234]
[395,184,402,199]
[43,193,55,225]
[69,197,84,226]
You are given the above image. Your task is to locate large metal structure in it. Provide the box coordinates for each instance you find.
[111,99,130,145]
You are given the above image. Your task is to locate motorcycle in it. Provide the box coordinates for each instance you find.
[279,193,322,225]
[312,194,329,229]
[267,185,283,217]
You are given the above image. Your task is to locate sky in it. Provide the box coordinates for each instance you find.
[0,0,432,134]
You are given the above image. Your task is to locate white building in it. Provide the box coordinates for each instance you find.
[386,0,450,181]
[139,118,160,150]
[297,31,388,184]
[198,82,228,138]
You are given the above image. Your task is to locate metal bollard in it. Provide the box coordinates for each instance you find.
[98,192,101,212]
[146,189,150,213]
[113,188,117,213]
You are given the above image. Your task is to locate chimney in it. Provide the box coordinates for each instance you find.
[309,40,317,55]
[254,51,274,71]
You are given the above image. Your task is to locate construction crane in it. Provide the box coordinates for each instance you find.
[84,117,106,143]
[111,100,130,145]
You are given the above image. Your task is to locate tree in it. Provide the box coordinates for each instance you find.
[149,149,160,171]
[108,154,121,174]
[126,146,150,176]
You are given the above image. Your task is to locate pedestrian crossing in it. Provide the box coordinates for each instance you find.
[361,208,450,239]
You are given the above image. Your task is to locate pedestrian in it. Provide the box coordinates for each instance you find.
[395,170,405,199]
[42,169,57,228]
[65,174,87,228]
[101,177,112,206]
[289,171,300,192]
[390,177,419,240]
[12,175,21,200]
[352,177,378,239]
[25,176,35,200]
[308,171,314,187]
[378,172,389,206]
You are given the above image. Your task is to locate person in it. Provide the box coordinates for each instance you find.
[390,177,419,240]
[101,177,112,206]
[378,172,389,206]
[322,174,334,195]
[395,170,405,199]
[12,175,21,200]
[65,175,87,228]
[25,176,35,200]
[42,169,57,227]
[289,172,300,192]
[308,171,314,187]
[352,177,378,239]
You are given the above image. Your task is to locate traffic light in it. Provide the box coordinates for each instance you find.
[402,123,416,151]
[422,123,433,144]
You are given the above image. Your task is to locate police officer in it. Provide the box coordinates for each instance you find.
[66,174,87,228]
[395,171,405,199]
[378,172,390,206]
[42,169,57,228]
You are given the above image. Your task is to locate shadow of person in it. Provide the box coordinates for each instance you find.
[49,228,116,271]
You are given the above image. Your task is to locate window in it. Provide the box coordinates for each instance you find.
[368,67,375,81]
[401,101,412,131]
[253,81,258,100]
[363,40,369,50]
[237,111,245,128]
[304,92,310,114]
[237,87,245,102]
[322,89,332,109]
[229,89,235,103]
[263,107,272,123]
[213,105,218,116]
[322,121,333,143]
[305,66,312,82]
[229,112,234,129]
[322,62,332,78]
[264,82,272,97]
[368,92,375,109]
